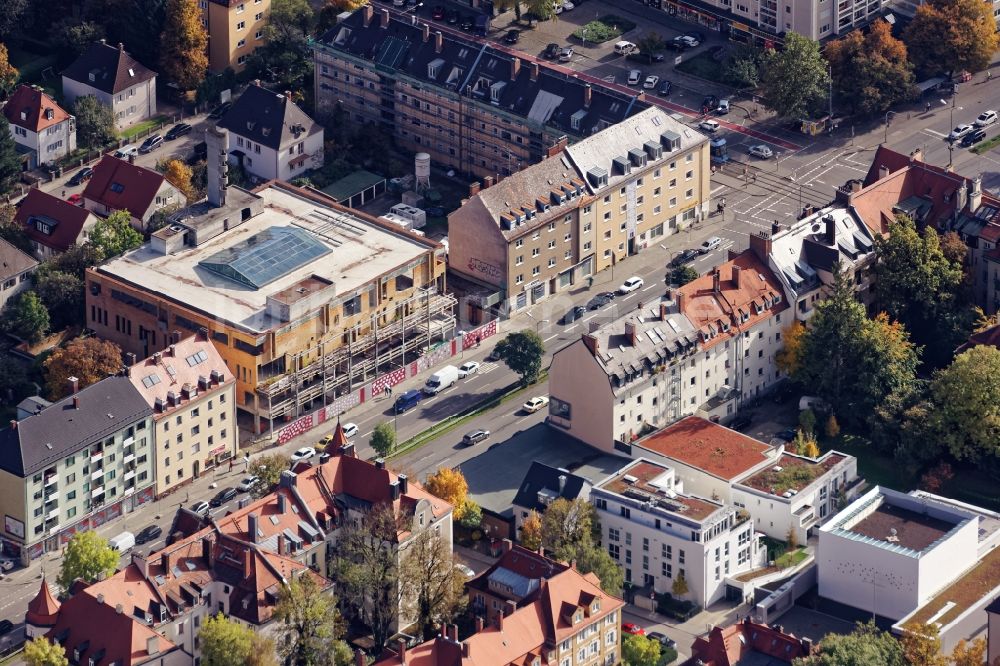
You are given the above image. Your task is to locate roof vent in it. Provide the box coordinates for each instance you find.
[886,527,899,543]
[773,466,783,472]
[623,474,638,485]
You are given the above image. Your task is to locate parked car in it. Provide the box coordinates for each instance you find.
[748,144,774,159]
[446,9,459,23]
[544,42,561,59]
[961,128,987,146]
[67,193,83,206]
[627,51,665,64]
[561,0,575,9]
[657,80,673,96]
[523,396,550,413]
[561,305,586,324]
[460,15,474,30]
[618,276,644,293]
[614,41,638,56]
[730,413,752,431]
[135,524,163,545]
[462,429,490,446]
[702,94,720,110]
[0,621,13,636]
[677,35,700,47]
[208,102,232,119]
[503,29,520,44]
[699,119,720,133]
[949,124,974,141]
[699,236,722,254]
[165,122,192,140]
[627,69,642,85]
[622,623,645,636]
[458,361,481,378]
[237,475,259,493]
[685,30,706,42]
[455,563,476,578]
[68,166,94,186]
[975,110,998,127]
[643,74,660,89]
[432,5,445,19]
[716,99,730,114]
[775,428,798,442]
[190,501,210,517]
[109,531,136,553]
[558,47,574,62]
[290,447,316,462]
[587,291,617,310]
[393,0,405,7]
[210,487,238,507]
[139,134,163,154]
[670,248,698,266]
[189,141,208,164]
[113,145,139,159]
[648,632,677,649]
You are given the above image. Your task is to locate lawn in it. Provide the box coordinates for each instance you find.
[8,43,59,87]
[120,115,170,141]
[675,50,729,85]
[775,548,808,569]
[972,132,1000,154]
[572,15,637,44]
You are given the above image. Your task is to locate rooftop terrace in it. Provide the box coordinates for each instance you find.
[849,504,955,552]
[597,460,724,522]
[906,542,1000,627]
[738,452,846,497]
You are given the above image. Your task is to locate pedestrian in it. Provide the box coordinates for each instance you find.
[926,101,931,113]
[229,459,234,472]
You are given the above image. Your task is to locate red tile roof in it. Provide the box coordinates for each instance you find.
[127,333,234,418]
[26,579,60,627]
[15,188,96,253]
[677,250,787,351]
[957,323,1000,354]
[465,543,569,597]
[83,154,168,220]
[688,618,811,665]
[636,416,775,480]
[3,85,71,133]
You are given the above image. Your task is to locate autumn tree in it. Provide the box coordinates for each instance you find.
[541,498,622,594]
[57,530,119,593]
[424,467,469,510]
[160,0,208,90]
[44,337,123,399]
[520,510,543,550]
[899,622,947,666]
[400,527,467,639]
[273,573,342,666]
[926,345,1000,461]
[759,32,829,119]
[776,320,806,377]
[671,571,688,598]
[950,638,987,666]
[0,43,18,99]
[0,115,21,194]
[1,291,50,344]
[824,20,914,117]
[73,95,117,149]
[622,634,660,666]
[88,210,142,259]
[904,0,999,77]
[162,158,196,200]
[494,330,545,385]
[248,453,292,497]
[824,414,840,439]
[23,636,68,666]
[940,230,969,267]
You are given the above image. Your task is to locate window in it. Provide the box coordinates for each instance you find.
[255,11,264,19]
[237,38,246,47]
[255,30,263,39]
[236,20,246,29]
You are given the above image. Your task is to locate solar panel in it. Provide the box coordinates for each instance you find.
[198,227,331,289]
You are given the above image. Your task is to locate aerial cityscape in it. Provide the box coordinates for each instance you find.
[0,0,998,664]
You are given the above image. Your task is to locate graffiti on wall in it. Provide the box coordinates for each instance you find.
[371,366,407,396]
[278,414,315,444]
[461,319,498,351]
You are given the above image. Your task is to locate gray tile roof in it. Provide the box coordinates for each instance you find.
[0,376,151,477]
[217,84,322,152]
[61,41,156,95]
[0,238,38,281]
[512,461,590,513]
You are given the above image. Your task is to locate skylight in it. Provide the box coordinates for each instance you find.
[110,182,124,193]
[185,350,209,367]
[198,227,330,289]
[141,374,161,388]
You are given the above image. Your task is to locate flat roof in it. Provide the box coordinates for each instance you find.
[321,170,385,202]
[96,186,430,334]
[907,543,1000,627]
[596,459,722,522]
[635,416,774,481]
[737,452,847,497]
[849,504,954,552]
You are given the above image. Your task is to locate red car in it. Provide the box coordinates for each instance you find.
[622,623,645,636]
[66,193,83,206]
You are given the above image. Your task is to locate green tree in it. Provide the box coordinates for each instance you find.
[115,0,167,72]
[73,95,117,150]
[759,32,829,119]
[47,243,105,280]
[57,530,119,593]
[199,613,255,666]
[794,621,905,666]
[523,0,552,21]
[670,265,698,286]
[573,541,623,595]
[0,4,28,41]
[2,291,50,344]
[399,527,467,639]
[0,115,22,194]
[799,408,816,435]
[0,43,18,100]
[273,573,341,666]
[246,0,315,91]
[34,269,85,331]
[248,453,292,498]
[635,32,665,57]
[671,571,688,597]
[622,634,660,666]
[494,330,545,385]
[49,19,106,57]
[0,355,33,405]
[904,0,999,77]
[541,498,598,554]
[726,44,765,89]
[824,20,914,116]
[160,0,208,90]
[457,499,483,528]
[23,636,69,666]
[370,421,396,457]
[43,336,122,398]
[927,345,1000,461]
[88,210,142,259]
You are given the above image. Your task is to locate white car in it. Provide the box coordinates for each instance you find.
[975,110,997,127]
[458,361,480,378]
[748,144,773,159]
[237,476,259,493]
[618,276,644,293]
[678,35,700,47]
[627,69,642,85]
[190,501,210,517]
[562,0,575,9]
[342,422,359,438]
[113,145,139,159]
[699,119,720,133]
[455,563,476,578]
[291,447,316,462]
[949,124,974,140]
[523,396,550,413]
[643,75,660,89]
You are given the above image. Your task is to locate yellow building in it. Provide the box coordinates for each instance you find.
[201,0,270,72]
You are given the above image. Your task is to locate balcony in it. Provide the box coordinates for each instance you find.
[123,435,135,447]
[124,469,136,482]
[46,507,59,520]
[90,467,104,481]
[123,453,136,465]
[44,489,59,502]
[90,449,103,463]
[44,474,57,487]
[92,485,105,498]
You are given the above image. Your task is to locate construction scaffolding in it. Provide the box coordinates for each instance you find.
[254,287,457,427]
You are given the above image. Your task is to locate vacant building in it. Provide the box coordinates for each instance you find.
[201,0,271,72]
[3,85,76,169]
[61,40,157,130]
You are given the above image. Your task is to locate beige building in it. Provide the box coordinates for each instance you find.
[201,0,270,72]
[448,107,711,318]
[127,332,237,498]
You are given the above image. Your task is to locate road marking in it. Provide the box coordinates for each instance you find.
[923,128,948,139]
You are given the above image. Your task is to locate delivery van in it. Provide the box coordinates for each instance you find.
[109,531,136,554]
[423,365,459,396]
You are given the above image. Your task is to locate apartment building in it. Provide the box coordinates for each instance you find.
[449,106,711,317]
[0,239,37,311]
[85,160,452,427]
[377,566,624,666]
[591,458,765,607]
[3,85,75,169]
[61,40,157,130]
[201,0,271,72]
[512,462,590,536]
[82,155,187,233]
[0,376,155,562]
[467,541,570,627]
[689,617,814,663]
[15,189,100,260]
[549,251,785,453]
[217,82,324,181]
[127,333,237,497]
[313,6,643,181]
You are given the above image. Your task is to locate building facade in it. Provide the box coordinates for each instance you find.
[127,333,237,497]
[16,189,99,260]
[0,377,155,562]
[0,239,38,311]
[82,155,187,232]
[3,85,76,169]
[61,40,157,130]
[201,0,271,72]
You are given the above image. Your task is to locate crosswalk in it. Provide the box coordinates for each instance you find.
[477,361,500,375]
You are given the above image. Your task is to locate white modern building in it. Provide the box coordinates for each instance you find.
[3,85,76,169]
[61,40,157,130]
[592,458,766,607]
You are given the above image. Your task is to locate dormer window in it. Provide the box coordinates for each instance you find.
[427,57,444,79]
[592,600,601,612]
[573,611,583,624]
[36,220,50,235]
[772,293,781,304]
[110,182,125,193]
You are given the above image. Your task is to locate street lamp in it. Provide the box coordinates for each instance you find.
[883,111,895,144]
[941,99,963,168]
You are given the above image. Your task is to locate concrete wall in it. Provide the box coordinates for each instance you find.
[988,604,1000,664]
[916,517,979,606]
[547,340,615,453]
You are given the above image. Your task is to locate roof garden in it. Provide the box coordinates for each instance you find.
[598,460,722,522]
[849,504,954,552]
[738,452,846,497]
[906,543,1000,627]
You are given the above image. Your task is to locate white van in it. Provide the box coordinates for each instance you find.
[614,40,638,56]
[109,531,136,554]
[423,365,459,396]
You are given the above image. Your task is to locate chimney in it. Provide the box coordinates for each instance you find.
[277,492,287,514]
[248,512,259,543]
[558,474,566,494]
[125,352,136,366]
[97,593,105,604]
[355,649,366,666]
[277,533,285,556]
[8,420,14,431]
[462,642,470,658]
[397,639,408,666]
[530,62,539,81]
[502,538,513,552]
[584,83,592,109]
[116,603,124,614]
[169,344,176,357]
[161,551,172,574]
[379,7,390,26]
[624,320,638,346]
[132,551,149,579]
[422,22,430,42]
[99,38,106,45]
[825,215,836,245]
[146,636,159,656]
[244,549,253,580]
[448,625,458,641]
[434,31,443,53]
[73,396,80,410]
[67,376,79,395]
[340,443,356,458]
[375,458,385,470]
[391,480,401,500]
[581,333,600,356]
[910,148,923,163]
[118,42,124,51]
[362,3,374,26]
[801,637,814,654]
[731,264,741,289]
[660,302,669,321]
[201,534,214,565]
[475,617,485,633]
[771,221,782,234]
[484,175,494,188]
[749,231,772,262]
[398,474,408,494]
[878,165,889,180]
[971,175,983,212]
[505,600,516,617]
[469,182,481,197]
[676,291,685,312]
[511,56,520,81]
[712,269,721,293]
[279,470,297,488]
